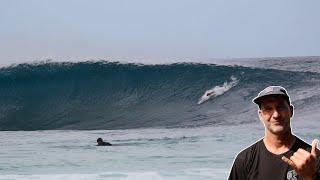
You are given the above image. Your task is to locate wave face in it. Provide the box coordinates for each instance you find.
[0,61,319,130]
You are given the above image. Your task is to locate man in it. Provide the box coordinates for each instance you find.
[228,86,320,180]
[96,138,112,146]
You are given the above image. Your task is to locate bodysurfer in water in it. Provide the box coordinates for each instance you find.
[96,138,112,146]
[206,91,215,97]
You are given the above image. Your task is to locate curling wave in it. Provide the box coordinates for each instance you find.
[0,61,319,130]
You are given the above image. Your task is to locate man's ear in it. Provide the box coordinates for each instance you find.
[258,109,262,121]
[290,105,294,117]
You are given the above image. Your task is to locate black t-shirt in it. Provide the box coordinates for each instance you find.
[228,137,320,180]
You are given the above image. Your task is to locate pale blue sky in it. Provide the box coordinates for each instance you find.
[0,0,319,65]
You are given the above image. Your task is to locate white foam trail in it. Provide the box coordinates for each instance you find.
[197,76,239,104]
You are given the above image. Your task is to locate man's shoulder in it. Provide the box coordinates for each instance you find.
[238,139,263,156]
[235,139,263,162]
[293,136,312,151]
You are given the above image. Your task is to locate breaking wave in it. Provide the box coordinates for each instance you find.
[0,61,319,130]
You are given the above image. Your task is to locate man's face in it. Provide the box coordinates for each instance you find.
[258,96,293,135]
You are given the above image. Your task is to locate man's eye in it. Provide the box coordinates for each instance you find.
[263,107,273,111]
[278,104,287,110]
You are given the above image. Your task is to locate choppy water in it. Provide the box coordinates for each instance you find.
[1,124,319,180]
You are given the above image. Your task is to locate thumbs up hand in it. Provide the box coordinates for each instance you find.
[282,139,319,180]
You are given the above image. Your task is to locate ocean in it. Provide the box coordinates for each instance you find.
[0,57,319,179]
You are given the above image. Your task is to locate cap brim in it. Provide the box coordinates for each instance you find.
[252,93,290,105]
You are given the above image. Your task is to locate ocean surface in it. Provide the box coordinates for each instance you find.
[0,57,320,179]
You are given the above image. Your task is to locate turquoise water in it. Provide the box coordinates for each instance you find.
[1,59,319,131]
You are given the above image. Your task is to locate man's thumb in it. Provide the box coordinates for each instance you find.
[311,139,319,157]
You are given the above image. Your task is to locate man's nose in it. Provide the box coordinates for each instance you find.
[272,109,281,118]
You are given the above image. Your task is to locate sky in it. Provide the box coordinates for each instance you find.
[0,0,320,65]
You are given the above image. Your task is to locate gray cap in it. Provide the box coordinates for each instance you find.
[252,86,291,105]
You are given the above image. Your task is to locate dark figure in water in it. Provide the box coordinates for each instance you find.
[96,138,112,146]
